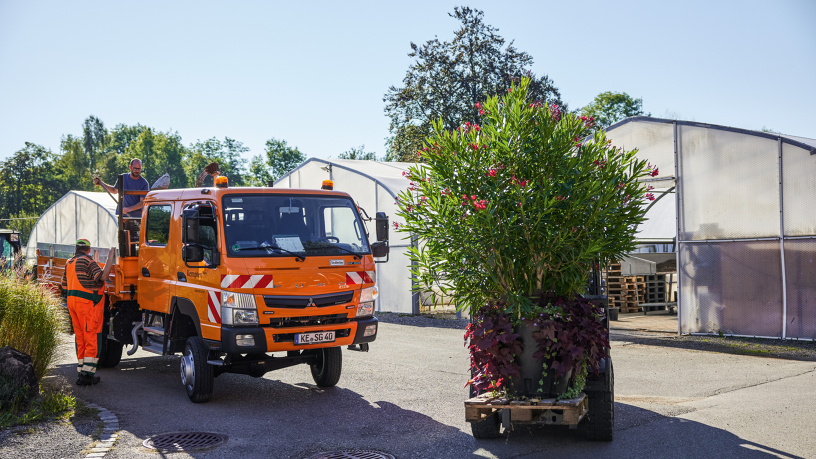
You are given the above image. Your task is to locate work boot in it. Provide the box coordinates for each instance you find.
[76,374,101,386]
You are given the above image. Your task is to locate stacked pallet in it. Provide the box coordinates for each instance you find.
[604,263,644,313]
[644,274,667,303]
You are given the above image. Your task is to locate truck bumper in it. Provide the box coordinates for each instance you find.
[219,316,378,354]
[351,316,378,345]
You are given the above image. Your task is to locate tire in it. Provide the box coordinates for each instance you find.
[180,336,214,403]
[98,339,123,368]
[471,411,502,439]
[310,347,342,387]
[580,360,614,441]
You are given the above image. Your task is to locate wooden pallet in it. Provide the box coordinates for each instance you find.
[465,393,589,426]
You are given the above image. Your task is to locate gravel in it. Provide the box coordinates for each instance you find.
[0,405,101,459]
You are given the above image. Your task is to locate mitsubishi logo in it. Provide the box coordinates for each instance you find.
[306,297,315,308]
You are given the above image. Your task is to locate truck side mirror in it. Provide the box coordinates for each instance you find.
[375,212,388,242]
[182,208,200,245]
[182,245,204,263]
[371,241,389,259]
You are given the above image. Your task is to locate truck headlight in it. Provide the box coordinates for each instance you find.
[356,301,374,318]
[360,286,378,303]
[221,291,258,325]
[234,309,259,325]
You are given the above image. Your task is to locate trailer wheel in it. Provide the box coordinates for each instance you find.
[98,339,123,368]
[180,337,214,403]
[471,411,502,439]
[310,347,341,387]
[580,360,614,441]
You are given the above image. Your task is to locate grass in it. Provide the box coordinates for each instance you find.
[0,259,65,380]
[0,257,74,429]
[0,383,79,429]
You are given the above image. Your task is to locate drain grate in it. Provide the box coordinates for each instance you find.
[143,432,228,452]
[305,451,395,459]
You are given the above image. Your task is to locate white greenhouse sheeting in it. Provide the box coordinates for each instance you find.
[26,191,119,260]
[606,117,816,340]
[275,158,416,314]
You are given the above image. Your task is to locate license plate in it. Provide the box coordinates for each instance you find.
[294,331,335,345]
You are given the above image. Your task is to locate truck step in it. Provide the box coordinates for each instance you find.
[144,326,165,336]
[141,341,164,355]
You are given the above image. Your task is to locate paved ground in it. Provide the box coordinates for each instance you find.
[2,313,814,459]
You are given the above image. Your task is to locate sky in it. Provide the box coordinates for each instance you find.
[1,0,814,168]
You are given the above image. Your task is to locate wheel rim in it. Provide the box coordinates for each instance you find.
[181,348,195,390]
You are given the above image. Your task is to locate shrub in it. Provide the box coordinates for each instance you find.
[396,76,654,394]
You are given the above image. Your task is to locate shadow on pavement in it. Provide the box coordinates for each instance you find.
[611,332,816,362]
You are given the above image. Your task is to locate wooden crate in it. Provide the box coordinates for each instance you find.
[465,393,589,426]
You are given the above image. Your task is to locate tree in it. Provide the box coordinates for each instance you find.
[129,129,188,188]
[82,116,107,173]
[0,143,63,224]
[185,137,248,187]
[246,138,305,186]
[579,92,649,130]
[383,7,563,162]
[337,145,378,161]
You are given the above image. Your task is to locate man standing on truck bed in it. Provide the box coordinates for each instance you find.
[62,239,115,386]
[94,159,149,249]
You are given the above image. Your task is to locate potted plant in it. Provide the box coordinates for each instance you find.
[395,77,656,439]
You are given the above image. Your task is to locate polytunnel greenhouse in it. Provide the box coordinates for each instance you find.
[275,158,418,314]
[605,117,816,340]
[26,190,119,261]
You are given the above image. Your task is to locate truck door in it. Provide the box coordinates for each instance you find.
[138,203,175,314]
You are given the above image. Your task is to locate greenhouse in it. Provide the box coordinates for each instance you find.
[26,190,119,261]
[275,158,418,314]
[605,116,816,340]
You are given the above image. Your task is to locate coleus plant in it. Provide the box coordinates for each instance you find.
[396,77,653,394]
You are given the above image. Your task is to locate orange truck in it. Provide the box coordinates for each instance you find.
[38,177,389,403]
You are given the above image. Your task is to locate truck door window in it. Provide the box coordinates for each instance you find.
[145,205,172,246]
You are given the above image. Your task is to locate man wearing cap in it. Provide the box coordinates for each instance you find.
[61,239,116,386]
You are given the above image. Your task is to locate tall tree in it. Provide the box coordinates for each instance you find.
[129,129,188,188]
[82,115,107,173]
[56,134,94,191]
[246,138,306,186]
[185,137,248,187]
[97,123,150,182]
[383,7,563,162]
[579,92,649,130]
[337,145,379,161]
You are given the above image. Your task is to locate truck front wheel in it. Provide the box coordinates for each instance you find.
[310,347,342,387]
[580,359,614,441]
[181,337,214,403]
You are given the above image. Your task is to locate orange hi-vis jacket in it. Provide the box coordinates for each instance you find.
[65,256,105,376]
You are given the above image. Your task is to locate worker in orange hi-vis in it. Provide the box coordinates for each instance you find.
[61,239,116,386]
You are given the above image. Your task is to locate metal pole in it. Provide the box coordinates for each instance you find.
[778,138,787,339]
[673,122,682,335]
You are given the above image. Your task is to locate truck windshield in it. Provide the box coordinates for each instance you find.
[222,194,370,258]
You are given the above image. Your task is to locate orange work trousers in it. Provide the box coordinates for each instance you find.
[68,297,104,376]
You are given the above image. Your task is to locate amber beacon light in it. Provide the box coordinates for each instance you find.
[321,180,334,190]
[215,176,229,188]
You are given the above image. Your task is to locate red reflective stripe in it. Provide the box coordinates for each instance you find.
[229,275,251,289]
[359,271,373,284]
[207,292,221,323]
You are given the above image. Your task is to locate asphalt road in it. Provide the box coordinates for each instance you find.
[33,316,816,458]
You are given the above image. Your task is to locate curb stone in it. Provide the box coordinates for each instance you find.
[83,403,119,458]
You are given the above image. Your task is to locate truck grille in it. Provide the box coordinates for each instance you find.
[263,292,354,309]
[265,313,349,329]
[273,328,351,343]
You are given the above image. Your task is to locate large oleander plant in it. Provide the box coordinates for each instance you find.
[395,77,657,396]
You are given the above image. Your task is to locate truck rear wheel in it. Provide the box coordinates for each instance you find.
[310,347,341,387]
[181,337,214,403]
[580,360,614,441]
[98,338,123,368]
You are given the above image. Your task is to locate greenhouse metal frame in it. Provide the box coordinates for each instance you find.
[606,117,816,340]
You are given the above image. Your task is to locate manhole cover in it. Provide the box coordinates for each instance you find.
[305,451,395,459]
[143,432,228,452]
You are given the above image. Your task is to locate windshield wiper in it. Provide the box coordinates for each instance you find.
[304,244,361,260]
[236,245,306,261]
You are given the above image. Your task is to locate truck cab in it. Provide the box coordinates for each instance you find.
[97,182,389,402]
[0,229,22,270]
